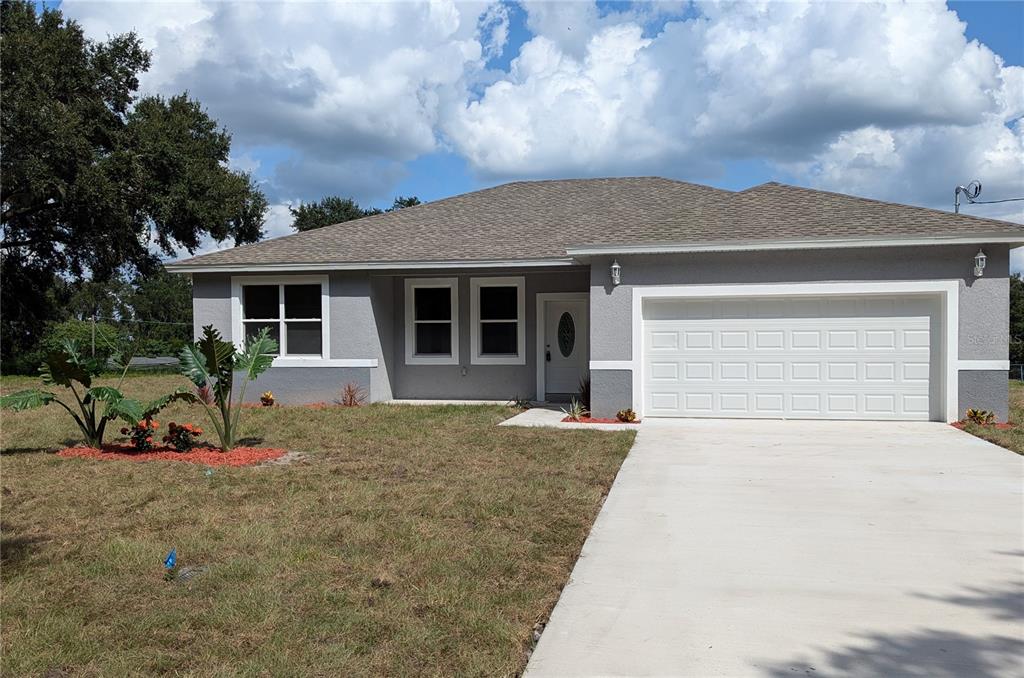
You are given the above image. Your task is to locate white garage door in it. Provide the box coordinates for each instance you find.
[642,295,937,420]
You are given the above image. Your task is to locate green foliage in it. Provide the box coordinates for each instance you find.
[290,195,421,231]
[40,320,124,362]
[0,339,194,446]
[1010,274,1024,365]
[0,389,57,411]
[0,1,266,372]
[126,269,193,357]
[179,325,278,451]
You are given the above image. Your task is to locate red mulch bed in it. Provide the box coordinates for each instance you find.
[56,443,288,467]
[951,421,1013,431]
[561,415,640,425]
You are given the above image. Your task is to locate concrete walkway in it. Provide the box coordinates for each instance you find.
[526,419,1024,677]
[500,407,641,431]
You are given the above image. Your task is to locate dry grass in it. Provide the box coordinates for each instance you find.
[1,374,634,676]
[960,380,1024,455]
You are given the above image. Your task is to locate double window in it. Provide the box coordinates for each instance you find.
[235,276,327,358]
[403,276,525,366]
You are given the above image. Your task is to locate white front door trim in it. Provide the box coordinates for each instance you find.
[536,292,589,401]
[630,281,960,422]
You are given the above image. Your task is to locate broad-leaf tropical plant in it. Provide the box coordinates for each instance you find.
[0,339,197,446]
[179,325,277,451]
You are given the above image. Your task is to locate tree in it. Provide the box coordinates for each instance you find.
[126,269,193,357]
[290,194,421,231]
[0,1,267,372]
[1010,273,1024,365]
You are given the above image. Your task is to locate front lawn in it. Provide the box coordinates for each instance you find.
[959,380,1024,455]
[1,374,634,675]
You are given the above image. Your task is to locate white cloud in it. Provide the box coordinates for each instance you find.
[63,0,495,201]
[448,1,1022,217]
[63,0,1022,230]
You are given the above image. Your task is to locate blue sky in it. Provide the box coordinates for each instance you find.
[57,0,1023,246]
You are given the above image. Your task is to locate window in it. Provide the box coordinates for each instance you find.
[470,277,525,365]
[234,276,327,358]
[405,278,458,365]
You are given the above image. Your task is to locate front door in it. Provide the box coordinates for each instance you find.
[544,299,588,397]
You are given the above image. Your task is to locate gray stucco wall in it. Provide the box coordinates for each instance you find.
[191,268,588,404]
[193,273,232,338]
[959,371,1009,421]
[391,269,589,400]
[589,244,1011,419]
[243,367,370,405]
[191,271,390,405]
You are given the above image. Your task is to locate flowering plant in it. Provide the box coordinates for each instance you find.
[260,391,275,407]
[122,418,159,450]
[162,422,203,452]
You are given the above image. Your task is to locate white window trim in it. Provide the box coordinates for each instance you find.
[470,276,526,366]
[230,275,330,364]
[405,277,459,365]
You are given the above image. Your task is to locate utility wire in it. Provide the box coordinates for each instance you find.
[92,315,192,326]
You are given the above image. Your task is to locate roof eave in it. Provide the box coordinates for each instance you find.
[565,233,1024,258]
[165,257,579,274]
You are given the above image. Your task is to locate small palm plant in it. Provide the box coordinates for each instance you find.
[0,340,196,447]
[178,325,277,451]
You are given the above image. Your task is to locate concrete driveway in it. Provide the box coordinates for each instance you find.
[526,419,1024,677]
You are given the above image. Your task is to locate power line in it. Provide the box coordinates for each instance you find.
[93,315,192,326]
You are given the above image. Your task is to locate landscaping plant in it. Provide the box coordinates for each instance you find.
[122,418,159,450]
[179,325,278,451]
[562,397,588,422]
[337,382,367,407]
[965,408,996,425]
[260,391,275,407]
[616,408,637,423]
[578,376,591,412]
[162,422,203,451]
[0,340,196,447]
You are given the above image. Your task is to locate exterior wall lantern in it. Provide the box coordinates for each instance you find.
[974,249,987,277]
[610,259,622,286]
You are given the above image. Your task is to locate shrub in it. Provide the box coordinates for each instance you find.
[41,320,125,363]
[337,382,367,407]
[507,396,532,409]
[260,391,275,407]
[616,408,637,423]
[162,422,203,451]
[122,418,159,450]
[179,325,277,451]
[965,408,996,425]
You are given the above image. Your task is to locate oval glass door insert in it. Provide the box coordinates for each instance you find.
[557,312,575,357]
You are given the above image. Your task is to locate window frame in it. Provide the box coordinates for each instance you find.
[470,276,526,366]
[231,275,330,363]
[404,277,459,365]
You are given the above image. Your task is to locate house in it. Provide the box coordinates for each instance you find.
[167,178,1023,421]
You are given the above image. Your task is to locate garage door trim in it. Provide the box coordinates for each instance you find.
[630,281,959,422]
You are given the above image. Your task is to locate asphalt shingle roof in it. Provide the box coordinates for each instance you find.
[169,178,1024,269]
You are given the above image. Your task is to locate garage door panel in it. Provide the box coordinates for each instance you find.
[642,296,936,421]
